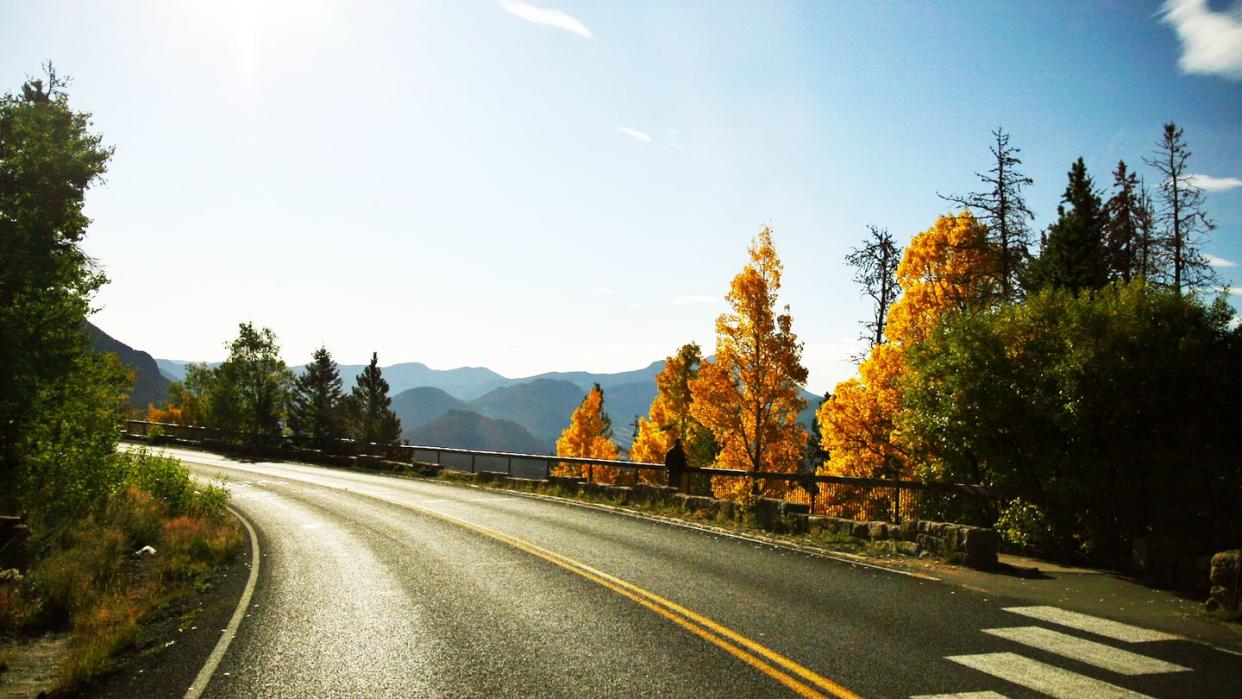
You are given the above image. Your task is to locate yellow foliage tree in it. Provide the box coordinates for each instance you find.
[630,343,712,483]
[145,382,205,427]
[554,383,620,482]
[690,227,808,500]
[819,211,993,480]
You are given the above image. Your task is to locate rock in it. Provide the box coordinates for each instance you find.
[716,500,735,520]
[896,542,919,556]
[605,486,633,505]
[868,522,889,541]
[899,521,918,541]
[780,501,811,516]
[1205,597,1223,613]
[135,545,157,557]
[785,513,810,534]
[1209,550,1239,587]
[851,521,871,540]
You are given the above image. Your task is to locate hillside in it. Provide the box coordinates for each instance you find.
[468,379,585,448]
[392,387,467,437]
[518,360,665,392]
[85,322,171,409]
[408,410,545,454]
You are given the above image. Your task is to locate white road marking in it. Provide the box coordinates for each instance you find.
[947,653,1152,698]
[185,506,261,699]
[1002,606,1181,643]
[983,627,1190,675]
[911,692,1008,698]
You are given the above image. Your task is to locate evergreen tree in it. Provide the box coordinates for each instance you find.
[1104,161,1142,282]
[288,346,345,444]
[345,352,402,444]
[1144,122,1215,294]
[844,225,901,356]
[1028,158,1110,293]
[802,391,831,473]
[941,127,1036,301]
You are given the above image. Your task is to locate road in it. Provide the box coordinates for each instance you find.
[156,446,1238,698]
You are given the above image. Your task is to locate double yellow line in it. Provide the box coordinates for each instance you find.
[403,500,862,699]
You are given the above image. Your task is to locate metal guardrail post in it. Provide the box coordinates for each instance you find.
[507,456,512,476]
[471,453,476,474]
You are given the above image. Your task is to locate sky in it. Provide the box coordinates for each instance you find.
[3,0,1241,394]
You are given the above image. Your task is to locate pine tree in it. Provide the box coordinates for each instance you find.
[941,128,1036,301]
[689,227,808,498]
[1104,161,1142,282]
[844,225,901,356]
[288,346,345,444]
[1028,158,1110,293]
[1144,122,1216,294]
[345,352,402,445]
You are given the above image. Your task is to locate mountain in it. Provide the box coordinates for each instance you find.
[468,379,586,448]
[392,387,467,437]
[322,362,510,401]
[598,380,658,446]
[518,360,665,392]
[408,410,545,454]
[85,322,171,409]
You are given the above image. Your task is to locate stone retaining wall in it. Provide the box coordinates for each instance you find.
[1206,549,1239,613]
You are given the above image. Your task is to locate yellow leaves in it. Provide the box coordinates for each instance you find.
[690,227,808,498]
[554,384,620,481]
[820,211,992,481]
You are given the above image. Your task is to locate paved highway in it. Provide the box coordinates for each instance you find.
[157,447,1239,698]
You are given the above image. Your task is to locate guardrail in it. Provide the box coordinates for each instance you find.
[121,419,1019,525]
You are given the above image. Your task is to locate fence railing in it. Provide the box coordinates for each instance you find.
[121,419,1019,526]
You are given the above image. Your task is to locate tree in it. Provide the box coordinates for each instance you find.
[1144,122,1215,294]
[941,128,1036,300]
[689,227,808,499]
[344,352,401,445]
[1028,158,1110,293]
[0,65,113,483]
[554,384,619,480]
[845,225,901,355]
[1104,161,1143,282]
[902,282,1241,562]
[288,346,346,444]
[802,391,830,473]
[213,323,291,437]
[819,211,995,481]
[630,343,717,483]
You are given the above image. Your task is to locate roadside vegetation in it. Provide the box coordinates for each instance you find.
[0,66,242,691]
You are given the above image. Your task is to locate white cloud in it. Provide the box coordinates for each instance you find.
[1207,254,1238,267]
[617,126,652,143]
[671,294,717,305]
[1160,0,1242,80]
[499,1,593,39]
[1230,286,1242,296]
[1185,173,1242,191]
[592,287,614,295]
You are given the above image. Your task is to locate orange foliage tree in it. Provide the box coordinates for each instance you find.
[145,382,204,428]
[630,343,714,483]
[690,227,808,499]
[554,383,620,482]
[818,211,994,480]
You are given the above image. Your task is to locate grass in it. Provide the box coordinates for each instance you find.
[0,448,243,692]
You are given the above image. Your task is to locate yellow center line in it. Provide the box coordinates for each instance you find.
[387,495,863,699]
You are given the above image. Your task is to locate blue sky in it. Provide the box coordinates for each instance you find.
[3,0,1240,393]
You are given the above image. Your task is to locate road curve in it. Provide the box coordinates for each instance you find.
[155,446,1239,698]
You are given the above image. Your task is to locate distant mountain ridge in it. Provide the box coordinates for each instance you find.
[86,322,171,409]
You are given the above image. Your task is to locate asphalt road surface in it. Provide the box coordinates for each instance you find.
[154,446,1239,698]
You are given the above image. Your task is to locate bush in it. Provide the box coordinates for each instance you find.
[995,498,1051,554]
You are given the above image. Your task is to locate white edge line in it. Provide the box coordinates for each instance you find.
[184,505,261,699]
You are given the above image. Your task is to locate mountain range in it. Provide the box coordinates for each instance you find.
[152,350,819,454]
[86,322,171,409]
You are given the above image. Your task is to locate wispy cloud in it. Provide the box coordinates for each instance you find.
[499,1,593,39]
[1229,286,1242,296]
[671,294,717,305]
[1207,254,1238,267]
[617,126,652,143]
[1185,173,1242,191]
[1160,0,1242,80]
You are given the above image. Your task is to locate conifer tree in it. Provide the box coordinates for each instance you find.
[1144,122,1215,294]
[1028,158,1110,293]
[345,352,402,445]
[941,128,1036,300]
[845,225,901,355]
[690,227,808,498]
[289,346,345,444]
[1104,161,1142,282]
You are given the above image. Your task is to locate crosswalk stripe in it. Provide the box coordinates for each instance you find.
[1002,606,1180,643]
[910,692,1008,698]
[983,626,1190,675]
[946,653,1152,698]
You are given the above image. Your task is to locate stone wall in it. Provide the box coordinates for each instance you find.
[1206,549,1239,613]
